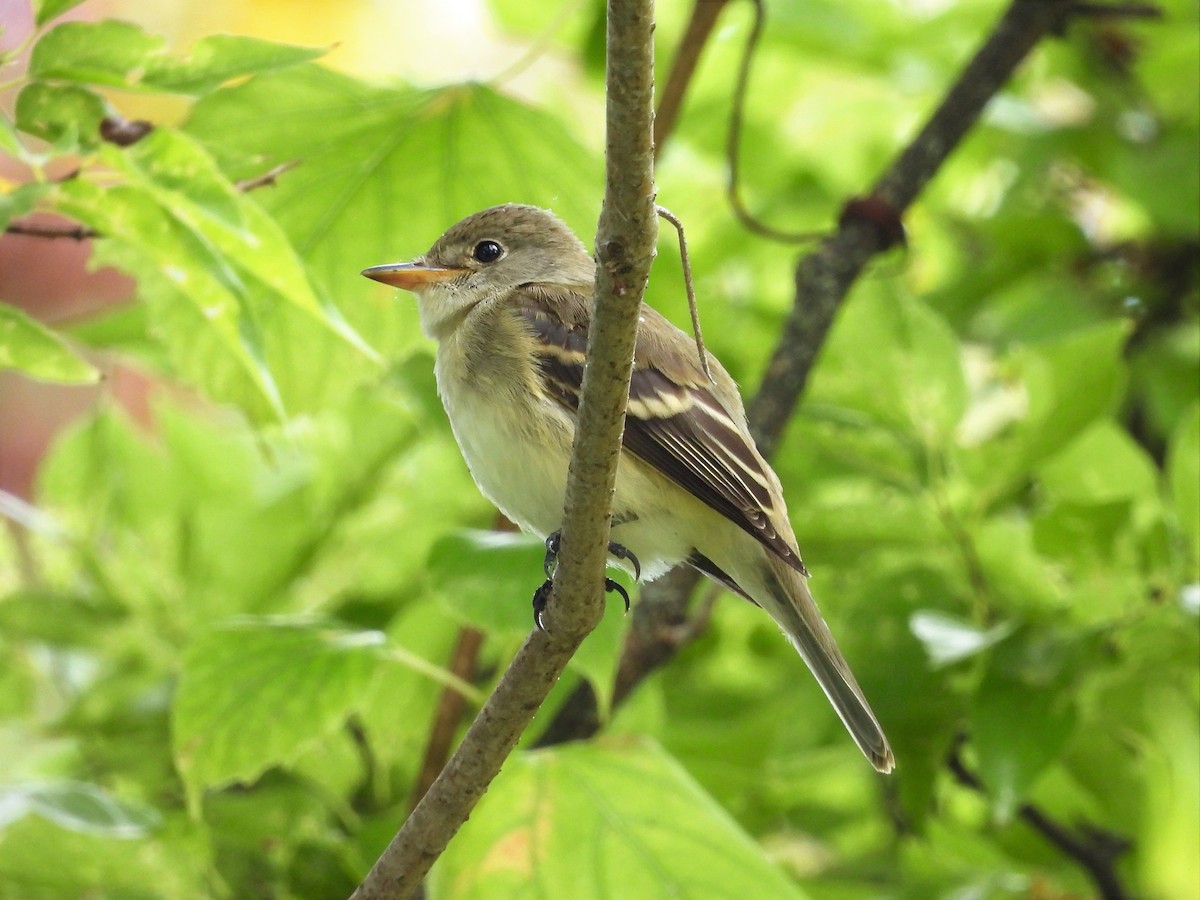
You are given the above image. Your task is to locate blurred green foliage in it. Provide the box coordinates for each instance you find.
[1,0,1197,897]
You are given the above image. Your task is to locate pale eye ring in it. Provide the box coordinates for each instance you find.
[473,240,503,263]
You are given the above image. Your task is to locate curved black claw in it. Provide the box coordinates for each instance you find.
[543,531,640,582]
[542,531,561,579]
[606,541,641,582]
[538,531,637,626]
[532,579,554,632]
[605,578,631,613]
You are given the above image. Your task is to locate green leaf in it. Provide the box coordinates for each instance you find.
[1109,126,1200,237]
[969,630,1082,822]
[55,175,286,418]
[430,737,808,899]
[0,782,159,838]
[428,529,546,635]
[0,182,50,232]
[28,21,322,95]
[0,115,23,156]
[143,34,326,94]
[0,586,123,646]
[33,0,89,27]
[184,69,601,345]
[14,81,107,150]
[564,582,628,717]
[427,530,628,711]
[0,302,100,384]
[1168,402,1200,572]
[967,321,1129,497]
[1138,687,1200,899]
[29,20,167,88]
[104,130,362,346]
[1038,420,1159,507]
[808,288,968,444]
[173,620,385,807]
[53,128,373,417]
[0,812,208,897]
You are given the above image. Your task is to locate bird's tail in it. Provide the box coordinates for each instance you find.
[761,559,894,773]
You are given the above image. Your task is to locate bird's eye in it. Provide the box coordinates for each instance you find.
[472,240,504,263]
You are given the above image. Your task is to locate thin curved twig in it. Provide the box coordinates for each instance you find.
[656,205,713,381]
[725,0,823,243]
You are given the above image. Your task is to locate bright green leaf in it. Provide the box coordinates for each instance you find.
[143,34,326,94]
[33,0,89,27]
[0,183,50,233]
[972,515,1065,614]
[1007,321,1129,463]
[28,21,320,96]
[1138,687,1200,899]
[184,68,601,319]
[564,580,628,717]
[29,20,167,88]
[14,81,107,150]
[970,631,1082,822]
[430,737,808,899]
[1038,420,1159,506]
[52,128,374,417]
[0,112,25,156]
[172,620,385,805]
[0,303,99,384]
[808,289,968,444]
[427,529,628,711]
[967,321,1130,497]
[428,529,547,635]
[54,175,286,418]
[0,812,207,897]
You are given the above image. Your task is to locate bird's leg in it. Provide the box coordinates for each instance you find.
[533,530,640,630]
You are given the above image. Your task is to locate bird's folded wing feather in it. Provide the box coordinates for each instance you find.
[514,284,807,575]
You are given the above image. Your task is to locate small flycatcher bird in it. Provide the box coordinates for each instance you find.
[363,204,894,773]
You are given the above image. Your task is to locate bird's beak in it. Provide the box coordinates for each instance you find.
[361,262,465,290]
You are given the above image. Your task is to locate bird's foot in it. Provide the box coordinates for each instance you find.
[533,531,640,631]
[532,577,631,632]
[532,580,553,632]
[542,530,641,581]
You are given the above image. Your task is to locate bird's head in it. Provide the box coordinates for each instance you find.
[362,204,594,339]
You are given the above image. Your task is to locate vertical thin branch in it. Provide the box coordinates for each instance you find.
[348,0,657,896]
[553,0,659,639]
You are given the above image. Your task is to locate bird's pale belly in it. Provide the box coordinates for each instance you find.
[440,381,695,581]
[447,389,574,539]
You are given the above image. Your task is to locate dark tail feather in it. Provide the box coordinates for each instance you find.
[763,562,894,773]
